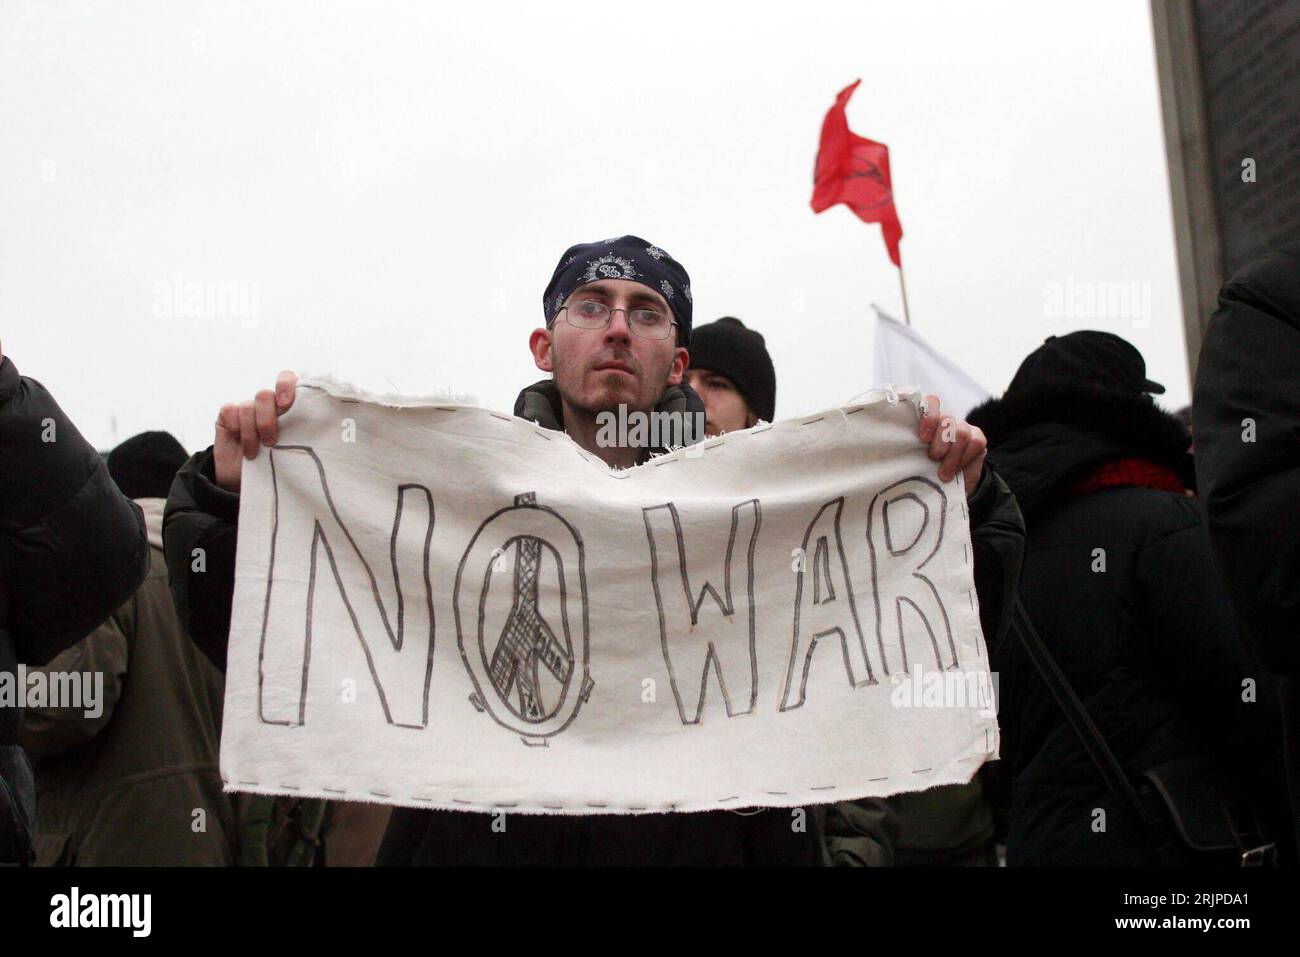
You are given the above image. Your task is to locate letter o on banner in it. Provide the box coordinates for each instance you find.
[454,492,592,740]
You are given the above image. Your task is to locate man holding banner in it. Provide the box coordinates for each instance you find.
[163,235,1024,865]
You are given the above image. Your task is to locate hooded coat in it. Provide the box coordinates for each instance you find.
[1193,241,1300,855]
[20,499,237,865]
[0,355,150,863]
[968,382,1289,865]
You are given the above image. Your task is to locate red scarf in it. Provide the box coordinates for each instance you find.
[1070,457,1188,496]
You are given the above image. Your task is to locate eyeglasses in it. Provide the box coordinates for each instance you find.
[554,300,677,340]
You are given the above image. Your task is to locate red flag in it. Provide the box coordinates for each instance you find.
[810,79,903,267]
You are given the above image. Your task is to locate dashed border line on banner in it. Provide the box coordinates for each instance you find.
[222,761,995,813]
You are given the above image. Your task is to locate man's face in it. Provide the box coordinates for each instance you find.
[530,279,688,417]
[685,368,755,437]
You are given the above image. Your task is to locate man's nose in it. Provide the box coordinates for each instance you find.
[699,393,717,420]
[604,307,633,341]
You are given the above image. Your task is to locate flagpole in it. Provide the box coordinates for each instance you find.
[897,261,912,326]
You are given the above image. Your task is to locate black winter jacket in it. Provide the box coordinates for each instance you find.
[1194,240,1300,854]
[164,378,1025,865]
[0,356,150,863]
[970,385,1289,865]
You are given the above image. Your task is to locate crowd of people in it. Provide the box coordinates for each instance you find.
[1,235,1296,867]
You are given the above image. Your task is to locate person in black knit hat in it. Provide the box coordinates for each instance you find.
[965,329,1292,865]
[107,430,189,499]
[686,317,777,436]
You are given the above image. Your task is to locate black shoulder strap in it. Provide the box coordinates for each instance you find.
[1009,597,1146,818]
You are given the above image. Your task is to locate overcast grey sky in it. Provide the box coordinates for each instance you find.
[0,0,1185,454]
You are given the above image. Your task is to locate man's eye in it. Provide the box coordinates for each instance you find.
[576,302,605,317]
[630,310,666,325]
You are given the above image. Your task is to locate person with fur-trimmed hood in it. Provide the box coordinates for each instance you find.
[968,330,1291,865]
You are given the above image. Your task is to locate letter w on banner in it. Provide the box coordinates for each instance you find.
[221,378,997,814]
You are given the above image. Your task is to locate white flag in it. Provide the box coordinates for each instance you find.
[872,307,991,419]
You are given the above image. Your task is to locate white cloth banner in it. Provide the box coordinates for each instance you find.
[872,308,992,420]
[221,377,998,815]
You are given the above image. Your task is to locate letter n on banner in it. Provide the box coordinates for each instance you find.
[256,446,435,729]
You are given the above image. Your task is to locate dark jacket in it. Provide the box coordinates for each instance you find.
[0,355,150,864]
[164,378,1023,865]
[1193,240,1300,855]
[969,384,1288,865]
[21,499,237,865]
